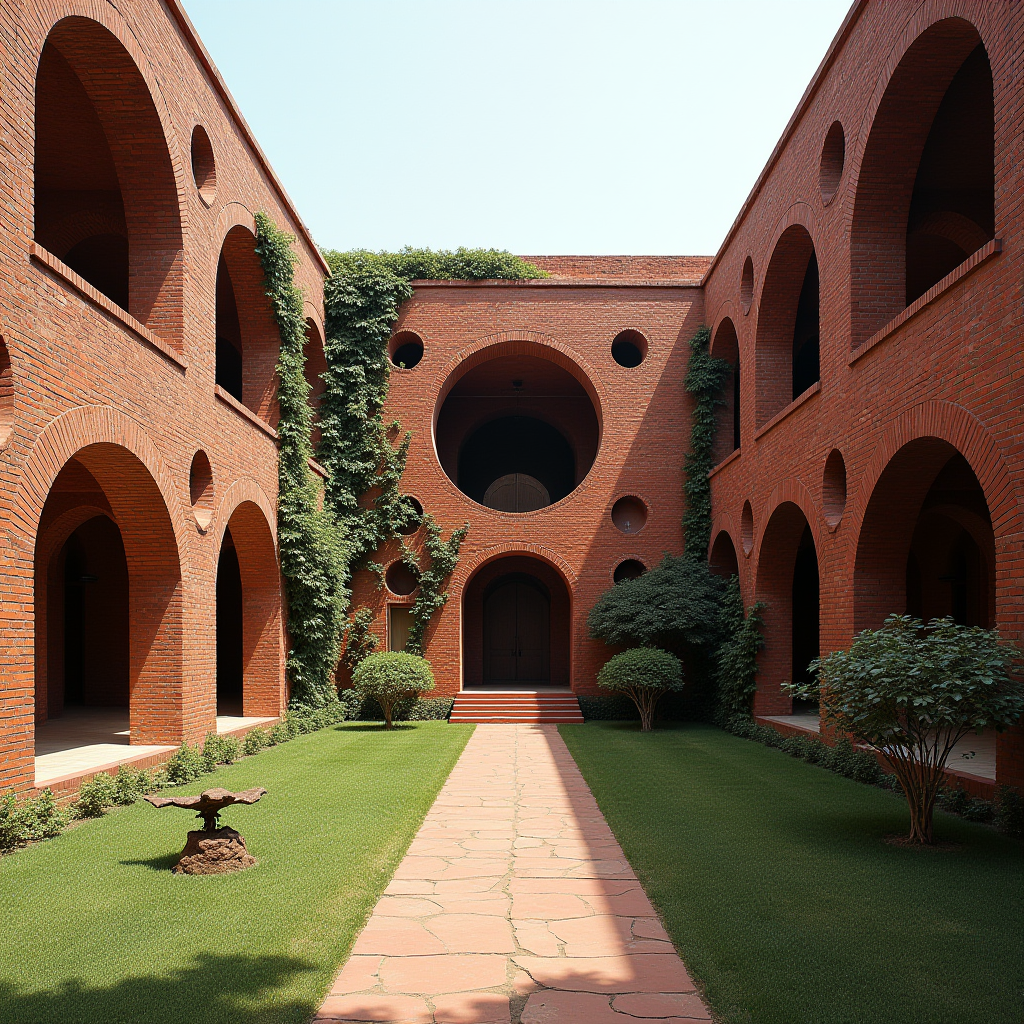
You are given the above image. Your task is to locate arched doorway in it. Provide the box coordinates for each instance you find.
[462,555,571,690]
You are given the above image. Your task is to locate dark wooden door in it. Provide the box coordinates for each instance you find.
[483,577,550,684]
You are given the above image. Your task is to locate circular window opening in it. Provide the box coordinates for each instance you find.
[0,337,12,450]
[389,330,423,369]
[822,448,847,528]
[741,500,754,556]
[611,329,647,368]
[435,350,600,513]
[189,450,213,507]
[397,496,424,534]
[385,561,419,596]
[819,121,845,204]
[190,125,216,205]
[611,496,647,534]
[613,559,647,584]
[740,257,754,315]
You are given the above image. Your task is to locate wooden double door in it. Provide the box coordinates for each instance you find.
[483,574,550,685]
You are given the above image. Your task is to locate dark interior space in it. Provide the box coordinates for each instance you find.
[216,255,243,401]
[791,525,819,710]
[732,364,741,451]
[906,44,994,304]
[216,529,244,715]
[791,253,820,400]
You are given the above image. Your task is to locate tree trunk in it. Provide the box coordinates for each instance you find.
[628,688,662,732]
[891,761,942,844]
[381,698,394,730]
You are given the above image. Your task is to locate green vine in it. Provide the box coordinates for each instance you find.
[714,577,766,721]
[682,324,731,560]
[255,213,346,707]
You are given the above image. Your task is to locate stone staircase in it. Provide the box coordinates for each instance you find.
[449,690,584,724]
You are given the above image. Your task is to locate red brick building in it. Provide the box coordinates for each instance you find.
[2,0,1022,794]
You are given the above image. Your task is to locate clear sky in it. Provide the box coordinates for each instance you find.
[180,0,852,256]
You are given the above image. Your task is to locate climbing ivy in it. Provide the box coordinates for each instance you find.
[255,214,346,707]
[682,324,731,560]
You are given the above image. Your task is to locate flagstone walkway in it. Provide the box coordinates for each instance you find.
[315,723,710,1023]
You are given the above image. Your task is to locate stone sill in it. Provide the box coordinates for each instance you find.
[753,381,821,442]
[215,385,279,441]
[30,243,188,371]
[709,446,742,479]
[849,238,1002,366]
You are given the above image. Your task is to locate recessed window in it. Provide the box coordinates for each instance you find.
[613,559,647,584]
[389,330,423,369]
[389,605,414,652]
[385,561,418,596]
[189,450,214,507]
[741,501,754,556]
[740,257,754,315]
[611,330,647,368]
[822,449,847,528]
[611,496,647,534]
[191,125,216,205]
[819,121,845,204]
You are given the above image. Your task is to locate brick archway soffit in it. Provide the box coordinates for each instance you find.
[7,404,188,562]
[710,304,740,346]
[709,514,740,559]
[452,543,578,591]
[213,477,277,560]
[213,204,257,267]
[843,4,990,232]
[35,504,111,570]
[754,204,820,315]
[303,302,325,342]
[753,477,821,573]
[25,1,189,241]
[849,400,1022,551]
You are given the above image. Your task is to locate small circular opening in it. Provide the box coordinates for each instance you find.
[397,496,424,535]
[389,330,424,369]
[740,257,754,315]
[819,121,846,204]
[741,500,754,556]
[190,125,217,205]
[611,496,648,535]
[385,561,419,596]
[0,337,12,449]
[189,450,214,508]
[613,559,647,584]
[822,448,847,528]
[611,329,647,368]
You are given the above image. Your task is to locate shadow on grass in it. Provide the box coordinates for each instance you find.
[333,722,418,732]
[0,952,319,1024]
[119,850,181,872]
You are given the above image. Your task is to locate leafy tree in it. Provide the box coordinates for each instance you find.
[587,554,725,655]
[795,615,1024,845]
[352,652,436,730]
[597,648,684,732]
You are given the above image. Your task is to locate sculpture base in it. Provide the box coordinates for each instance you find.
[173,826,256,875]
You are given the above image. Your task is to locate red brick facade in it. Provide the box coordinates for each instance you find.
[2,0,1022,793]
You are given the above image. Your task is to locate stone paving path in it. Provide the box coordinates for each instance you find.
[315,724,710,1023]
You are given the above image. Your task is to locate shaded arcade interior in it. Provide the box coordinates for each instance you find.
[462,556,571,689]
[435,352,600,513]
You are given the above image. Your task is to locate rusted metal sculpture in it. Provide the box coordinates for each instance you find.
[146,787,267,874]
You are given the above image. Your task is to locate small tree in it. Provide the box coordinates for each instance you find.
[351,651,435,729]
[797,615,1024,845]
[597,648,684,732]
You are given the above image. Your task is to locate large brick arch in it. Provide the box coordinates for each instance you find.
[29,4,187,346]
[850,401,1021,635]
[215,480,284,717]
[847,11,989,348]
[12,405,187,744]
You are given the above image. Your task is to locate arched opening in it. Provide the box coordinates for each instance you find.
[709,531,739,580]
[33,17,183,343]
[190,124,216,205]
[754,503,819,715]
[462,555,571,690]
[435,350,600,512]
[303,318,327,449]
[215,227,280,423]
[851,21,993,345]
[710,318,740,459]
[218,502,284,717]
[822,449,847,528]
[33,446,182,748]
[819,121,845,203]
[755,225,819,427]
[855,441,994,634]
[0,337,12,449]
[389,331,424,370]
[613,559,647,584]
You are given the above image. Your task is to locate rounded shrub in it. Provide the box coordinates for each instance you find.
[596,647,683,732]
[352,651,435,729]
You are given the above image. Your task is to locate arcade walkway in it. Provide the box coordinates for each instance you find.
[316,724,709,1023]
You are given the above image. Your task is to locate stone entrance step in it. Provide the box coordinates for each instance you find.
[449,691,584,724]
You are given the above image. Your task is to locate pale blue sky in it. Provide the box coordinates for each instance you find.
[181,1,851,256]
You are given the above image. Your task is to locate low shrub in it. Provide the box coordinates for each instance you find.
[351,652,436,729]
[1,789,71,850]
[939,785,994,823]
[994,786,1023,838]
[73,773,117,818]
[597,648,684,732]
[242,729,268,756]
[269,722,291,745]
[112,765,152,805]
[202,733,240,770]
[163,742,206,785]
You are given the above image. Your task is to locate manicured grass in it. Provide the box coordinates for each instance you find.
[0,722,472,1024]
[560,721,1024,1024]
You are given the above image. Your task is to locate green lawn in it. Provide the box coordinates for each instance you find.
[0,722,472,1024]
[560,721,1024,1024]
